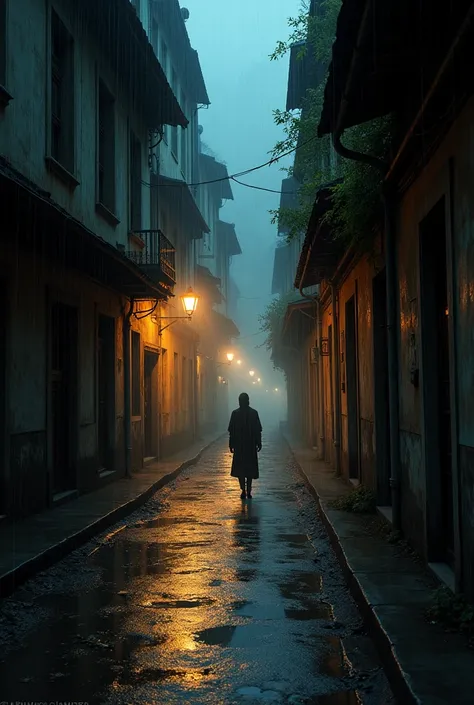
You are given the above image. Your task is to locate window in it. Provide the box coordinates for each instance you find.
[171,69,178,158]
[51,10,74,172]
[0,0,6,88]
[131,331,141,416]
[129,132,142,231]
[97,80,115,212]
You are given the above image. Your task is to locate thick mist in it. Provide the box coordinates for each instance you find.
[183,0,300,426]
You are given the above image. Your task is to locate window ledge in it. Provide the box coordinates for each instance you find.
[96,201,120,227]
[0,84,13,108]
[45,155,80,190]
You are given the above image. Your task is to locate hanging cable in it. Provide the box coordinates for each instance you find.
[140,134,317,190]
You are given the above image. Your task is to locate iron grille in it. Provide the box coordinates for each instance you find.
[126,229,176,283]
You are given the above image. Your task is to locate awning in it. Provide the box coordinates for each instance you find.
[318,0,473,136]
[196,265,222,305]
[152,174,210,237]
[0,159,171,301]
[81,0,187,129]
[217,221,242,256]
[295,180,342,289]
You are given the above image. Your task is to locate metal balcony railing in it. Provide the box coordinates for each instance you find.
[126,229,176,283]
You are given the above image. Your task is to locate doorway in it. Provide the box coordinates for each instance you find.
[419,197,454,566]
[144,350,159,459]
[345,295,360,479]
[98,315,115,472]
[328,324,334,447]
[372,269,391,504]
[50,301,78,495]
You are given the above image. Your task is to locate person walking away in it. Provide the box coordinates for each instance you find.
[228,392,262,499]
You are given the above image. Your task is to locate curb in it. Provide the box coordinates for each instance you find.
[0,434,223,599]
[284,437,419,705]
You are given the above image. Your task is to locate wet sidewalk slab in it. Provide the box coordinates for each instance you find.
[0,433,222,599]
[286,439,474,705]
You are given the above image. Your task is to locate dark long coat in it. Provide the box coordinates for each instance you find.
[228,406,262,479]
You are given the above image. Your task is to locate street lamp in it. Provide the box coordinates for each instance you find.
[226,352,234,362]
[181,287,200,316]
[275,388,279,392]
[257,377,261,382]
[155,287,200,334]
[236,359,242,365]
[249,370,255,377]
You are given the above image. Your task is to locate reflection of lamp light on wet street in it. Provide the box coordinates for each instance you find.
[249,370,255,377]
[226,352,234,362]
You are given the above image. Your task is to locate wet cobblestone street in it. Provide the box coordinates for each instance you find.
[0,436,395,704]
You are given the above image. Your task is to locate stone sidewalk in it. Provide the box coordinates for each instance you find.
[286,439,474,705]
[0,432,222,599]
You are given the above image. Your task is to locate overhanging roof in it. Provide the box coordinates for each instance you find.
[295,180,342,289]
[0,159,171,300]
[196,265,222,305]
[318,0,473,136]
[153,0,210,106]
[217,221,242,256]
[81,0,187,129]
[153,174,210,236]
[211,310,240,340]
[199,155,234,201]
[281,299,316,346]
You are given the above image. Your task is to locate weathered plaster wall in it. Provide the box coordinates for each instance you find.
[1,0,151,251]
[397,96,474,588]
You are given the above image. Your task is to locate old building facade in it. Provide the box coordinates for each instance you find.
[0,0,240,519]
[274,0,474,599]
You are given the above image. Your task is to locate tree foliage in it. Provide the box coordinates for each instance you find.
[269,0,393,248]
[258,292,296,370]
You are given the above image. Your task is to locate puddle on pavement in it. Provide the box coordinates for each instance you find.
[234,569,258,582]
[318,636,346,678]
[279,573,323,599]
[141,597,215,609]
[309,692,361,704]
[196,625,237,646]
[284,601,333,620]
[118,666,213,685]
[235,687,360,704]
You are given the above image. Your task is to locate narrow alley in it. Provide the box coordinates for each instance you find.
[0,435,394,705]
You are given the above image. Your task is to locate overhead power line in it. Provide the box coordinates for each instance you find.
[140,135,317,191]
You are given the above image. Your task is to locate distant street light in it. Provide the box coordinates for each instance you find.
[249,370,255,377]
[257,378,261,382]
[226,352,234,362]
[236,359,242,365]
[274,388,279,392]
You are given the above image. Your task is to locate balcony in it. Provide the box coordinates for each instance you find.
[126,230,176,287]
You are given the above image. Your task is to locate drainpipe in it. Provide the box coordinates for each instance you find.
[123,299,134,478]
[331,283,341,475]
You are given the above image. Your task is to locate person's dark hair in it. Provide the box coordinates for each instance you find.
[238,392,250,408]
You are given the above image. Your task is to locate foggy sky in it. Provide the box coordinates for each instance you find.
[183,0,300,391]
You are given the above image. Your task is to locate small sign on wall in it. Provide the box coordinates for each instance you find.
[320,338,330,356]
[310,346,318,364]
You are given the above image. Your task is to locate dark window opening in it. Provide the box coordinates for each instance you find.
[130,132,142,231]
[51,10,74,171]
[98,79,115,212]
[131,330,141,416]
